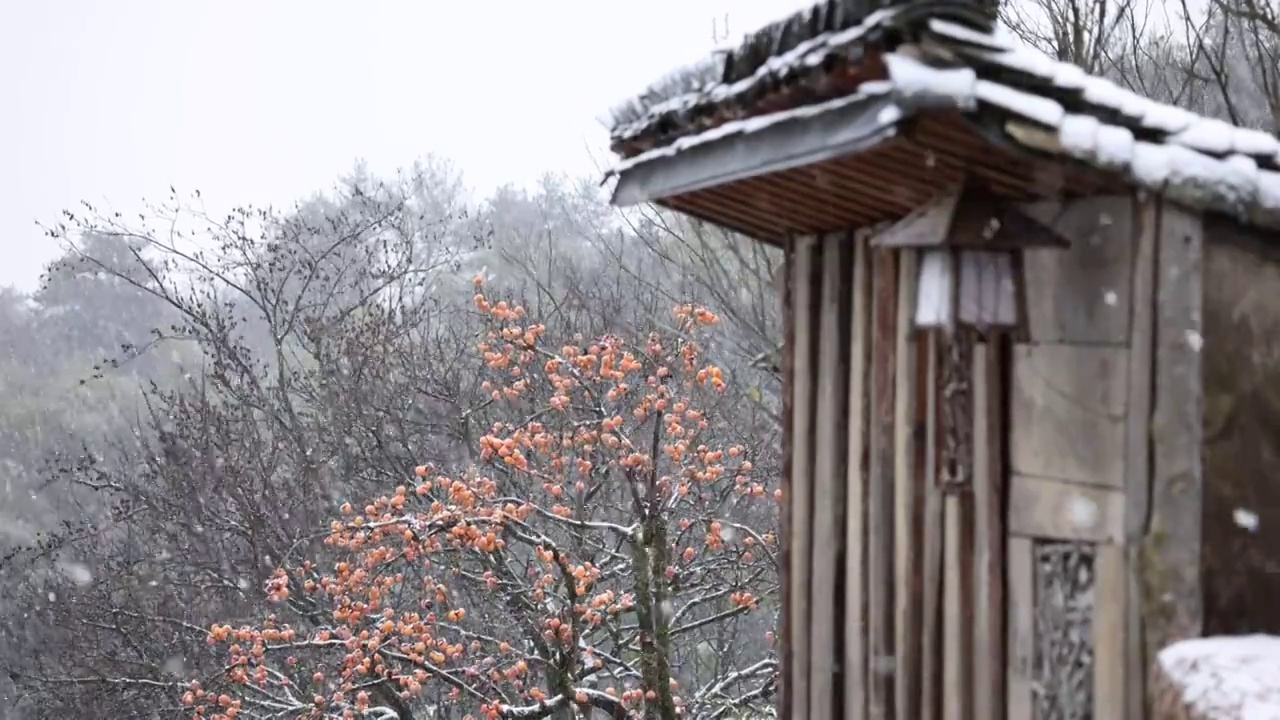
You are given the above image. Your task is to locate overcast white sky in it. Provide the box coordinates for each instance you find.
[0,0,814,291]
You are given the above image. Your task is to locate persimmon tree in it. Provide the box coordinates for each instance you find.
[190,281,780,720]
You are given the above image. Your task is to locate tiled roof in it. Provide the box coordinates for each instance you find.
[608,1,989,155]
[607,0,1280,229]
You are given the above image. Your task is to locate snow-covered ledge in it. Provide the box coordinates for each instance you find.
[1153,635,1280,720]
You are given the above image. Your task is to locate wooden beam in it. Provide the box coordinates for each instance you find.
[949,183,1071,248]
[1143,200,1205,668]
[919,332,944,720]
[871,181,1070,249]
[1006,536,1036,720]
[778,236,795,720]
[1123,193,1158,720]
[844,230,872,720]
[971,341,1006,720]
[788,236,820,720]
[810,235,852,720]
[868,247,899,720]
[871,190,961,249]
[894,251,923,720]
[941,332,976,720]
[942,490,975,720]
[610,93,900,207]
[1094,544,1128,720]
[1007,474,1125,543]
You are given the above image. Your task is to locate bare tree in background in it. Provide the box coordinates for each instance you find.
[1000,0,1280,131]
[0,164,784,720]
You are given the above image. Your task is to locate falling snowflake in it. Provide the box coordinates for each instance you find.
[1233,508,1260,533]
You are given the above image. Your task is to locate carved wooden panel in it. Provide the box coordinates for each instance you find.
[1033,540,1096,720]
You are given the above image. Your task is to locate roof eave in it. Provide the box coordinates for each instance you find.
[610,92,904,207]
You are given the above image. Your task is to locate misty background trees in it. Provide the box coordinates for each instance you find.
[0,163,782,720]
[1,0,1277,717]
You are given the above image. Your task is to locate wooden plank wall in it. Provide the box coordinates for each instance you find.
[867,244,898,720]
[1010,196,1139,720]
[788,236,819,720]
[1004,194,1204,720]
[780,194,1203,720]
[785,233,1010,720]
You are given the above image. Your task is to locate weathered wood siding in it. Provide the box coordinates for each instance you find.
[784,233,1005,720]
[780,193,1210,720]
[1010,195,1205,720]
[1011,196,1139,720]
[1201,218,1280,637]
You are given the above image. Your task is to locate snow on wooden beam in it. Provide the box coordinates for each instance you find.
[609,92,900,207]
[871,180,1071,249]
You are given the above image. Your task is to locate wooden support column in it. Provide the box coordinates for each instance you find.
[844,231,872,720]
[1121,194,1158,720]
[972,340,1005,720]
[893,250,922,720]
[1142,199,1205,676]
[787,236,820,720]
[778,236,795,720]
[867,247,899,720]
[810,236,852,720]
[919,334,943,720]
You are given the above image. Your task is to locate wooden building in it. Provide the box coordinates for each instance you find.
[605,1,1280,718]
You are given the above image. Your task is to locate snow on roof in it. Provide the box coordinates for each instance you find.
[608,83,895,178]
[606,1,1280,229]
[879,37,1280,227]
[609,0,995,150]
[608,3,897,142]
[1157,635,1280,720]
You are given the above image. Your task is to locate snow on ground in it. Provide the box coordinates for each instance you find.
[1158,635,1280,720]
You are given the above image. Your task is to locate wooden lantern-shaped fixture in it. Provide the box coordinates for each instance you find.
[871,180,1069,334]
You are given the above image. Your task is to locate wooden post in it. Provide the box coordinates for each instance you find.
[920,333,943,720]
[894,250,922,720]
[844,231,872,719]
[1006,535,1035,720]
[788,237,820,720]
[811,236,852,719]
[1142,200,1205,674]
[778,236,795,720]
[971,340,1005,720]
[868,247,899,720]
[1119,193,1158,720]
